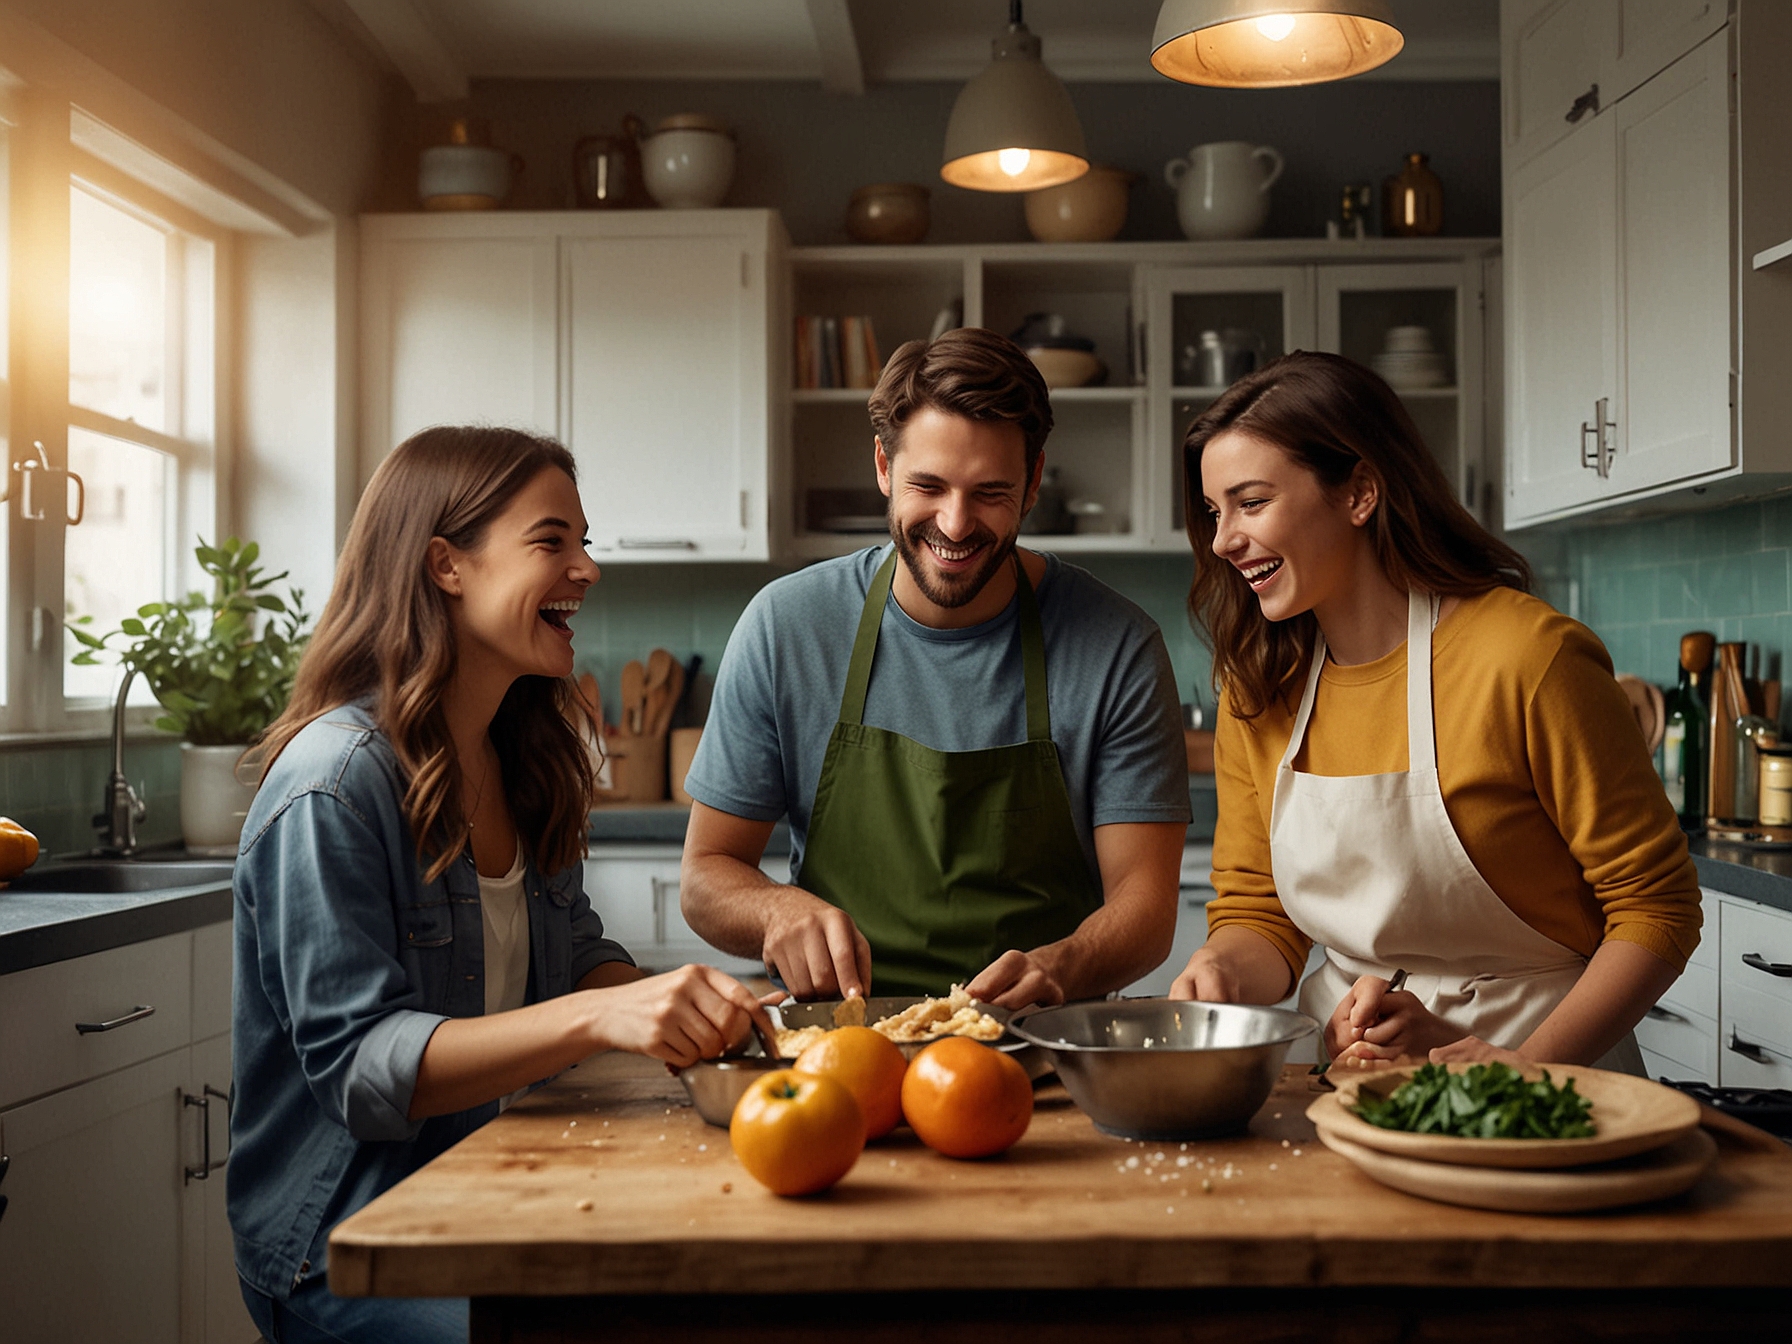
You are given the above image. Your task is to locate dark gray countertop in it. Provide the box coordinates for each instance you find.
[1691,837,1792,914]
[0,878,233,976]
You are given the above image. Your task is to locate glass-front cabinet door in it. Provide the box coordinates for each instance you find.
[1144,266,1314,547]
[1315,260,1488,523]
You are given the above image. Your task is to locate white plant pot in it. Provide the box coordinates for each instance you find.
[180,743,260,857]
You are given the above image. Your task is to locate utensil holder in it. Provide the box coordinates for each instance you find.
[670,728,703,806]
[605,730,668,802]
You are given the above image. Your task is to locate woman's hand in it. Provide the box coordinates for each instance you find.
[587,964,775,1069]
[1168,928,1295,1003]
[1324,974,1463,1065]
[1169,946,1245,1001]
[1429,1035,1532,1069]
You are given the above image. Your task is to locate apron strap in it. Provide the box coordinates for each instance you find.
[838,550,899,727]
[1406,590,1439,773]
[836,549,1051,742]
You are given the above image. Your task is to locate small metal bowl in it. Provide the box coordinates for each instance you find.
[677,1055,786,1128]
[1008,999,1318,1140]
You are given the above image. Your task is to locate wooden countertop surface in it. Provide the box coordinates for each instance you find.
[329,1055,1792,1300]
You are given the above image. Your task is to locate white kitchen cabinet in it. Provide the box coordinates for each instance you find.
[1502,6,1792,527]
[0,923,253,1344]
[360,210,787,561]
[789,239,1499,561]
[1635,886,1720,1082]
[583,843,783,976]
[1717,894,1792,1087]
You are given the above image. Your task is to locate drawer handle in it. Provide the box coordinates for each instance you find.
[616,538,697,551]
[1646,1004,1689,1025]
[1727,1027,1776,1066]
[1741,952,1792,978]
[75,1004,154,1034]
[183,1084,231,1183]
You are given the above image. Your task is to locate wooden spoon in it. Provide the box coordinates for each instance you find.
[643,648,675,735]
[654,660,686,737]
[620,660,646,736]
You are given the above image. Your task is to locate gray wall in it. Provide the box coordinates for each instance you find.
[386,77,1501,243]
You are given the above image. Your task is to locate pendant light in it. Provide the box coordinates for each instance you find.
[1150,1,1404,88]
[940,0,1089,193]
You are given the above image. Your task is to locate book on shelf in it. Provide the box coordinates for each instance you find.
[794,314,882,390]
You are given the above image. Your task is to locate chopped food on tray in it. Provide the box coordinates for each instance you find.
[1352,1061,1596,1140]
[773,986,1003,1056]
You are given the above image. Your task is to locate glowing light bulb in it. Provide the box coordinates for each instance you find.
[997,147,1032,177]
[1255,14,1297,41]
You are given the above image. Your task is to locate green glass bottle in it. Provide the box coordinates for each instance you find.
[1661,632,1714,830]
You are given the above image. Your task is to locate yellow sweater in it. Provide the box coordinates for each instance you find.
[1206,587,1702,981]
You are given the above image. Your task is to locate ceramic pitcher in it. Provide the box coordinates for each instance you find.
[1164,141,1285,241]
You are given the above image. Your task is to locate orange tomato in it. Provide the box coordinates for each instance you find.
[729,1069,864,1196]
[0,817,39,883]
[901,1036,1032,1159]
[794,1026,909,1141]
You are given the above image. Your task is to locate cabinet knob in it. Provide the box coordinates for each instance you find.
[1566,84,1600,124]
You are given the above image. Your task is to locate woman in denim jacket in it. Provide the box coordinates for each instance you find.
[229,426,771,1344]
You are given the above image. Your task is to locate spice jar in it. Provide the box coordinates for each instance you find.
[1758,747,1792,826]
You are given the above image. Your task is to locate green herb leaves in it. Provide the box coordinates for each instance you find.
[1352,1062,1596,1140]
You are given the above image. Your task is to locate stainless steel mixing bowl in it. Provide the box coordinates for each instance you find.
[1008,999,1318,1140]
[677,1056,785,1127]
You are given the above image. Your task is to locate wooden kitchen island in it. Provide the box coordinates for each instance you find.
[330,1054,1792,1342]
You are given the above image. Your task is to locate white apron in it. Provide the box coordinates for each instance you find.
[1270,591,1643,1074]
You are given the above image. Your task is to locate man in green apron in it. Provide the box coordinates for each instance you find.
[680,328,1191,1006]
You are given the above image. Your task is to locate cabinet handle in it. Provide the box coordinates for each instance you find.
[1646,1004,1690,1025]
[1579,397,1615,478]
[616,538,697,551]
[1565,84,1600,124]
[1742,952,1792,978]
[0,1152,9,1185]
[75,1004,154,1034]
[1727,1026,1777,1066]
[183,1084,231,1183]
[0,1193,7,1226]
[650,875,681,945]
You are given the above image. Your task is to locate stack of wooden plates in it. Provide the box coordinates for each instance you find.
[1306,1064,1716,1213]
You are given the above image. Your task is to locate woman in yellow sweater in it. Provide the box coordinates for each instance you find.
[1169,351,1700,1071]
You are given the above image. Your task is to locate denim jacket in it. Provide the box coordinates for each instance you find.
[227,703,632,1299]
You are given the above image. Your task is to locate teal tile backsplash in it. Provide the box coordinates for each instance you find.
[7,493,1786,856]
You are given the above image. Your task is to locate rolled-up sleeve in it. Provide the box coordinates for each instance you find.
[241,790,446,1142]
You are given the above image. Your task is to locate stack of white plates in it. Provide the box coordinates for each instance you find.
[1372,324,1451,389]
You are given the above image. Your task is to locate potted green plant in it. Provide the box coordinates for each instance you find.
[70,537,310,854]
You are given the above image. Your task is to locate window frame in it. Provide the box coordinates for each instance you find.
[2,100,232,737]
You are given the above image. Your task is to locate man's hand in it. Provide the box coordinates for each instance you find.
[761,891,873,1001]
[966,949,1066,1009]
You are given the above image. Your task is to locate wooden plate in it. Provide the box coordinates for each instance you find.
[1616,673,1667,753]
[1307,1064,1702,1170]
[1317,1125,1718,1214]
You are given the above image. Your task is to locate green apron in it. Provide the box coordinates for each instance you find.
[796,550,1104,996]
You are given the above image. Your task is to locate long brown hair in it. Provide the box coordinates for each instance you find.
[253,425,595,880]
[1183,351,1531,720]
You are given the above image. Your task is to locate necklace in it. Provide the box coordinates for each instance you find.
[465,749,494,832]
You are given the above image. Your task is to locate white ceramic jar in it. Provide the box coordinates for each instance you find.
[641,115,736,210]
[179,742,260,856]
[1164,141,1285,241]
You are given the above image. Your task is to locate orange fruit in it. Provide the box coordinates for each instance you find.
[900,1037,1032,1159]
[729,1069,864,1196]
[0,817,39,882]
[794,1026,909,1141]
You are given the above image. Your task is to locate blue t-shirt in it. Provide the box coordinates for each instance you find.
[684,545,1191,880]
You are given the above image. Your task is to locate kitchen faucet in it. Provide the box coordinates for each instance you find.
[93,668,146,855]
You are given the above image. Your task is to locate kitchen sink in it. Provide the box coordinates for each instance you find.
[5,860,236,894]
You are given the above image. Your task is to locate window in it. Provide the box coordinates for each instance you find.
[1,102,225,732]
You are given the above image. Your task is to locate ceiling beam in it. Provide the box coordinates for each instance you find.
[804,0,865,95]
[340,0,468,103]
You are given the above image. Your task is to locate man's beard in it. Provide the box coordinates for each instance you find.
[889,511,1018,610]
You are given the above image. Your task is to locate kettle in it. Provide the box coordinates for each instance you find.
[572,114,649,209]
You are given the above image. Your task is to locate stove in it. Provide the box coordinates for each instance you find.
[1658,1080,1792,1143]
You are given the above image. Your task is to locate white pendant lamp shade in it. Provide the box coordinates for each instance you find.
[940,18,1089,193]
[1151,0,1404,88]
